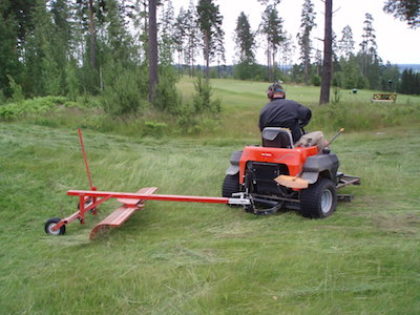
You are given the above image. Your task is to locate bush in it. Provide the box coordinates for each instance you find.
[102,67,148,115]
[143,121,168,137]
[176,103,201,134]
[0,96,76,121]
[7,75,24,104]
[312,75,321,86]
[192,76,221,114]
[154,67,182,113]
[0,90,6,105]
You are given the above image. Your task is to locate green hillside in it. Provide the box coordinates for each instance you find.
[0,79,419,314]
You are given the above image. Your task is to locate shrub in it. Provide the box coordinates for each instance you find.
[0,96,69,121]
[102,68,148,115]
[192,76,221,114]
[154,67,182,113]
[7,75,24,104]
[312,75,321,86]
[143,121,168,137]
[0,90,5,105]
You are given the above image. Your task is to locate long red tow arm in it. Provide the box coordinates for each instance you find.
[67,190,231,204]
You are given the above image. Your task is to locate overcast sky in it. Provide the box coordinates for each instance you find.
[170,0,420,65]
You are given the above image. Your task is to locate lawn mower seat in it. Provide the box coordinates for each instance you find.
[262,127,294,148]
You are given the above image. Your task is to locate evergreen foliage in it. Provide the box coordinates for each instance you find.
[196,0,225,79]
[235,12,256,64]
[297,0,316,85]
[0,0,416,114]
[234,12,260,81]
[259,4,285,81]
[399,69,420,94]
[192,75,221,113]
[383,0,419,28]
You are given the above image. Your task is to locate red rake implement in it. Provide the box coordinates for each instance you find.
[44,129,250,239]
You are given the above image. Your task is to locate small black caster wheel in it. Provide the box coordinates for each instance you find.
[44,217,66,235]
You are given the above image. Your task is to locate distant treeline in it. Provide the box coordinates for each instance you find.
[1,0,419,111]
[177,63,420,95]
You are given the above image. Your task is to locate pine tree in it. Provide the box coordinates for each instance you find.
[0,0,20,97]
[380,62,400,91]
[196,0,224,79]
[398,69,420,95]
[174,7,187,68]
[148,0,158,102]
[338,25,355,58]
[49,0,74,95]
[319,0,333,105]
[358,13,381,89]
[23,0,61,96]
[234,12,257,80]
[259,4,285,82]
[257,0,282,6]
[184,0,200,76]
[105,0,134,61]
[75,0,107,93]
[360,13,377,56]
[297,0,316,85]
[0,0,36,97]
[383,0,419,28]
[159,1,175,65]
[234,12,256,63]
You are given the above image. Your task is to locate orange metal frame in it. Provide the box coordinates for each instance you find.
[238,145,318,184]
[51,190,231,232]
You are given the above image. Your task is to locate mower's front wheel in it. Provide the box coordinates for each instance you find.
[300,178,337,218]
[222,174,240,198]
[44,217,66,235]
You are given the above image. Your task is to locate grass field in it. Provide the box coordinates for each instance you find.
[0,79,419,314]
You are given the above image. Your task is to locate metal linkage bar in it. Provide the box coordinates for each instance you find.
[67,190,239,205]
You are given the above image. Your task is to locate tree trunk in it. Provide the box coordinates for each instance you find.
[272,47,277,81]
[204,32,210,80]
[266,44,272,82]
[319,0,333,105]
[87,0,97,69]
[190,45,194,77]
[143,0,148,63]
[304,50,309,85]
[148,0,158,103]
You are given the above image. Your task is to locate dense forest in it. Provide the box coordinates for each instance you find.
[0,0,419,114]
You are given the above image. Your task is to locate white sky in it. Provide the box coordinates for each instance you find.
[170,0,420,65]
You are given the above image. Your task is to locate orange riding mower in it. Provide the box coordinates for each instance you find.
[45,128,359,239]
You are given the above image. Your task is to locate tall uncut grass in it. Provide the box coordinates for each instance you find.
[1,77,420,140]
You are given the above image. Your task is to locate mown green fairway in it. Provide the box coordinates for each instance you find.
[0,79,419,314]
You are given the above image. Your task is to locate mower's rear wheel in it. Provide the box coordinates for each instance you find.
[222,174,240,198]
[300,178,337,218]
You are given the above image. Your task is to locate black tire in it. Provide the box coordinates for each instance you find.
[222,174,240,198]
[300,178,337,218]
[44,217,66,235]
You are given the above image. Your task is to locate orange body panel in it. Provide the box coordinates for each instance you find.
[239,146,318,184]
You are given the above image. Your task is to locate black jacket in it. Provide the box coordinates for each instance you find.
[259,99,312,142]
